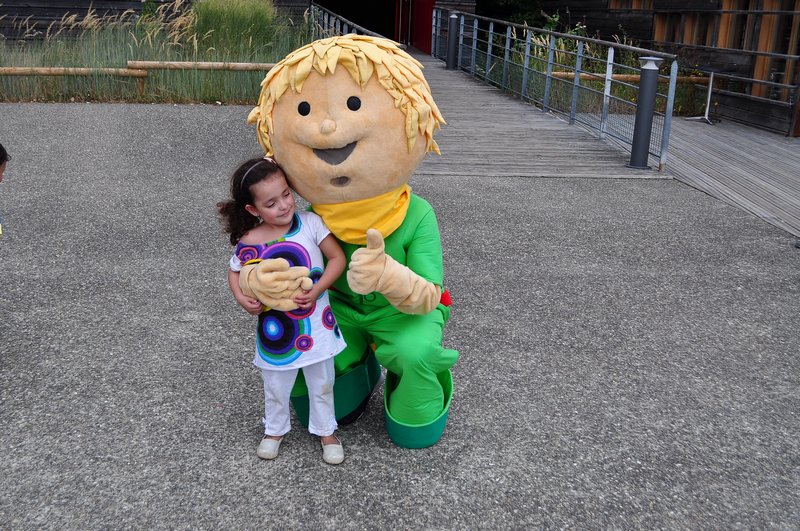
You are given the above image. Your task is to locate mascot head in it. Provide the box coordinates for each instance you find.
[247,35,445,206]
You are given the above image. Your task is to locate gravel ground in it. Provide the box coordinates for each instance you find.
[0,102,798,529]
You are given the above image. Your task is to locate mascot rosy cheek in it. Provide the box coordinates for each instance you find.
[246,35,457,448]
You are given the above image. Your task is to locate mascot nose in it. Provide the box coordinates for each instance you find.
[320,118,337,135]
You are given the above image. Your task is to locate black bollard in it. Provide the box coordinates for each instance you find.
[628,56,663,169]
[446,14,459,70]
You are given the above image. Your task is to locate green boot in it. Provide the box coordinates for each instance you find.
[383,369,453,449]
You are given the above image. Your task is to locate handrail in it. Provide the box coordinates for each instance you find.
[449,11,678,61]
[434,8,680,170]
[309,2,400,45]
[663,43,799,61]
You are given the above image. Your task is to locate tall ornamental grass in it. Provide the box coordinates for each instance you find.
[0,0,312,103]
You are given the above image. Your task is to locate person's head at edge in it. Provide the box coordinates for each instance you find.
[0,143,9,183]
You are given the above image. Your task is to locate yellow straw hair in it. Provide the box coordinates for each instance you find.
[247,34,445,156]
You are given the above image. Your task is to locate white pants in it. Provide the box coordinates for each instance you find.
[260,357,337,437]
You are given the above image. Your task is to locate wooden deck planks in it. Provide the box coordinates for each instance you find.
[415,56,661,180]
[415,53,800,237]
[666,119,800,237]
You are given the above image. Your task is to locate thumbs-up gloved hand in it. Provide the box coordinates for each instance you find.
[347,228,440,315]
[240,258,313,312]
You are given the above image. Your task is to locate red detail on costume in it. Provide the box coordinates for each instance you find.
[440,289,452,307]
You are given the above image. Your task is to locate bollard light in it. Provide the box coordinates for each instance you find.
[446,14,459,70]
[628,56,663,169]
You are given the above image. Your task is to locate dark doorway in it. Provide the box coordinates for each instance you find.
[408,0,436,53]
[314,1,395,39]
[314,0,436,53]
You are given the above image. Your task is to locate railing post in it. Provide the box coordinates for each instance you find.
[458,15,465,68]
[471,18,478,76]
[502,25,512,89]
[521,28,531,99]
[628,56,663,169]
[543,34,556,111]
[600,46,614,139]
[659,59,678,171]
[446,13,459,70]
[485,22,494,81]
[570,41,584,124]
[432,9,438,57]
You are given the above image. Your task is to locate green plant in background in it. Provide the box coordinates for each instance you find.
[141,0,158,19]
[482,20,686,116]
[0,0,313,103]
[463,7,705,118]
[193,0,276,59]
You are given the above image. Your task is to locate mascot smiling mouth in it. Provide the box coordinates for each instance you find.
[313,141,357,165]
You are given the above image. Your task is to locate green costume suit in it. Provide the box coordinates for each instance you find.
[292,194,458,447]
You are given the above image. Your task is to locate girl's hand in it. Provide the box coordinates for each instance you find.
[294,286,321,310]
[237,295,263,315]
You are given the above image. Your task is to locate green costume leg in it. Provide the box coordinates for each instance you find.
[371,307,458,425]
[293,299,458,447]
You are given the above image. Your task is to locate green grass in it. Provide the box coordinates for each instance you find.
[0,0,313,103]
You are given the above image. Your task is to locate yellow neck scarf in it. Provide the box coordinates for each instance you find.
[313,184,411,245]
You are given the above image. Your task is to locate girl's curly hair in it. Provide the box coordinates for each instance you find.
[217,157,282,245]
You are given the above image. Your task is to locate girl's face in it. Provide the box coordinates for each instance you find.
[244,172,296,228]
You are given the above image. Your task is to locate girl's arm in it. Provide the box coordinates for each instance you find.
[229,269,263,315]
[294,234,345,309]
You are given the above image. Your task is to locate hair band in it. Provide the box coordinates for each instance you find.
[240,157,276,194]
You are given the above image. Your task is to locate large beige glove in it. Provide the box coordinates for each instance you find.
[239,258,313,312]
[347,229,440,315]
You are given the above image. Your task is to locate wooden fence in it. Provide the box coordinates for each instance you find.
[0,62,277,96]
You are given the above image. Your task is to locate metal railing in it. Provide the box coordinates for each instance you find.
[433,10,680,171]
[310,3,392,42]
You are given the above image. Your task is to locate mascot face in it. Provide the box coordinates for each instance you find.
[269,66,426,205]
[249,36,445,208]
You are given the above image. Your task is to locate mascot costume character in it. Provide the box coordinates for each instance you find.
[242,35,457,448]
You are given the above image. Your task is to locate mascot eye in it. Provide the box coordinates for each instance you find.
[347,96,361,111]
[298,101,311,116]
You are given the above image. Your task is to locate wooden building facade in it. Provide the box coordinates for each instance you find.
[539,0,800,135]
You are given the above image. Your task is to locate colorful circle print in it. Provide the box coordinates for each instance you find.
[257,309,306,366]
[262,241,311,269]
[237,245,260,263]
[295,335,313,351]
[322,306,336,330]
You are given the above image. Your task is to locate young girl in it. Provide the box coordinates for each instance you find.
[218,156,347,465]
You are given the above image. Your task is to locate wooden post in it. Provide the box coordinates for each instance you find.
[0,67,147,77]
[127,61,275,71]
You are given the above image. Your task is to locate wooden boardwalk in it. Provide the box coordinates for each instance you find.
[665,118,800,238]
[415,56,659,179]
[416,55,800,237]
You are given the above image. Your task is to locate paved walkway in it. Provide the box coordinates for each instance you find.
[0,63,799,528]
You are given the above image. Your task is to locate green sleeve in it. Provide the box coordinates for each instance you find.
[403,206,444,287]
